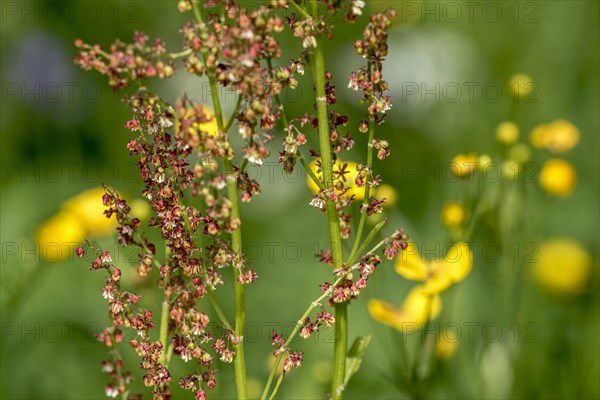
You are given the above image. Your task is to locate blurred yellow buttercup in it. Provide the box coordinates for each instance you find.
[539,158,576,196]
[395,242,473,294]
[496,121,519,145]
[530,120,580,153]
[450,153,478,178]
[36,187,119,261]
[62,187,117,236]
[532,238,591,295]
[441,202,466,229]
[36,211,87,262]
[509,73,535,100]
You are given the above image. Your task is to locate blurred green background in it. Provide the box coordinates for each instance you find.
[1,1,598,399]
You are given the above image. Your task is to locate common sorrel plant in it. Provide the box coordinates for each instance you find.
[74,1,408,399]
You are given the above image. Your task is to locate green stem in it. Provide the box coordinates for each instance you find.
[225,158,248,400]
[265,57,324,190]
[268,373,286,400]
[158,300,169,365]
[225,95,243,132]
[347,117,375,264]
[309,2,346,396]
[168,49,192,59]
[332,303,348,397]
[410,295,434,399]
[346,218,387,266]
[193,2,247,397]
[208,289,233,331]
[260,235,391,400]
[290,0,312,19]
[159,244,172,367]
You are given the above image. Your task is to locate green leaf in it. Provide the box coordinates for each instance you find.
[343,335,372,387]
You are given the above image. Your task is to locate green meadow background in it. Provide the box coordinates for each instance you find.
[1,1,598,399]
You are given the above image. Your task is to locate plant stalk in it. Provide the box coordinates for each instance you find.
[347,117,375,264]
[192,2,247,397]
[309,1,347,397]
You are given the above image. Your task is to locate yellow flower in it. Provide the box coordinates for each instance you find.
[529,120,580,153]
[36,211,86,261]
[441,202,466,229]
[478,154,492,170]
[374,183,398,208]
[450,153,478,178]
[509,73,534,100]
[395,242,473,294]
[532,239,591,295]
[368,286,442,331]
[307,159,364,200]
[539,158,576,196]
[196,108,219,138]
[529,124,547,149]
[496,121,519,145]
[509,143,531,164]
[435,335,459,360]
[183,108,219,138]
[62,187,117,236]
[37,186,118,261]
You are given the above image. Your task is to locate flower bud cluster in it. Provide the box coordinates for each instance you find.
[348,9,396,123]
[74,32,174,90]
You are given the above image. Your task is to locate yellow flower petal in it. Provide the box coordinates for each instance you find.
[196,108,219,138]
[395,242,428,281]
[36,211,86,261]
[443,242,473,283]
[401,285,442,325]
[368,286,441,332]
[422,269,454,294]
[62,187,116,236]
[368,298,404,329]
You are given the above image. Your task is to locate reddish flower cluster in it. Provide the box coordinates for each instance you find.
[74,32,174,90]
[270,331,304,373]
[299,308,335,339]
[383,229,410,259]
[79,240,148,399]
[349,9,397,122]
[179,1,297,167]
[74,1,409,398]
